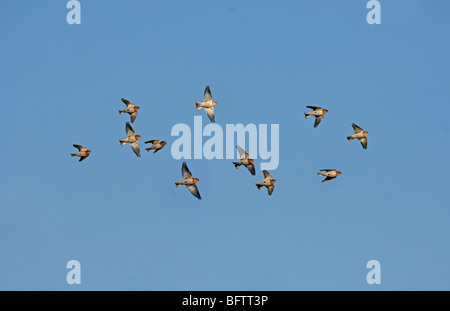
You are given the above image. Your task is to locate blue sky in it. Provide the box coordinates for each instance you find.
[0,0,449,290]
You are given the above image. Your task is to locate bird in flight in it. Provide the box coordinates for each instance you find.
[256,170,276,196]
[347,123,369,149]
[196,85,217,122]
[304,106,329,128]
[175,162,201,199]
[317,169,342,183]
[233,145,256,175]
[119,122,141,157]
[145,140,167,153]
[119,98,140,123]
[71,144,91,162]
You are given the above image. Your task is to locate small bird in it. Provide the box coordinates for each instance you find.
[256,170,276,196]
[119,122,141,157]
[347,123,369,149]
[304,106,329,128]
[71,144,91,162]
[175,162,201,200]
[119,98,140,123]
[145,140,167,153]
[317,169,342,183]
[196,85,217,122]
[233,145,256,175]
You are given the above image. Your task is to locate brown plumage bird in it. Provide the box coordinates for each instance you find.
[145,140,167,153]
[347,123,369,149]
[71,144,91,162]
[233,145,256,175]
[256,170,276,195]
[119,98,140,123]
[304,106,329,128]
[317,169,342,183]
[175,162,201,200]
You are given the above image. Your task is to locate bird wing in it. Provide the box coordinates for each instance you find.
[352,123,364,133]
[73,144,86,151]
[306,106,320,110]
[130,141,141,157]
[267,185,274,196]
[246,163,256,176]
[182,162,192,179]
[130,112,137,123]
[126,122,135,137]
[236,145,249,159]
[203,85,212,102]
[79,155,89,162]
[263,170,272,180]
[322,176,335,183]
[314,115,324,128]
[205,107,215,122]
[320,169,335,172]
[360,137,368,150]
[186,184,201,200]
[121,98,134,107]
[145,140,157,144]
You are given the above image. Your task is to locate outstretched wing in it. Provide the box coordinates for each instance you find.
[236,145,249,159]
[306,105,320,110]
[205,107,215,122]
[130,141,141,157]
[322,176,335,183]
[320,169,335,172]
[267,185,274,196]
[73,144,86,152]
[126,122,135,137]
[352,123,364,133]
[314,115,324,128]
[182,162,192,179]
[121,98,134,107]
[130,112,138,123]
[186,184,201,200]
[246,163,256,176]
[203,85,212,102]
[263,170,272,180]
[79,155,89,162]
[360,137,368,150]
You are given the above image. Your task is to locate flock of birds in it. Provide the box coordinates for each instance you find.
[70,86,370,199]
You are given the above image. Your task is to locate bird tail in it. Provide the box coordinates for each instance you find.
[233,162,241,169]
[175,182,183,187]
[256,183,263,190]
[196,102,202,110]
[119,139,126,146]
[145,147,153,152]
[119,110,125,114]
[347,136,353,141]
[304,113,310,119]
[70,153,76,157]
[317,173,325,176]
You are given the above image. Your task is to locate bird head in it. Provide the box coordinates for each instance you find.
[136,106,141,110]
[136,135,141,140]
[364,131,369,135]
[336,171,342,176]
[272,179,277,183]
[193,178,200,183]
[161,141,167,146]
[213,101,218,106]
[249,158,255,163]
[323,109,329,114]
[87,150,92,154]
